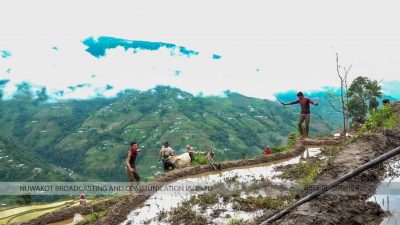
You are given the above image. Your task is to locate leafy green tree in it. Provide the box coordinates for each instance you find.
[348,76,382,122]
[16,194,32,205]
[369,97,379,110]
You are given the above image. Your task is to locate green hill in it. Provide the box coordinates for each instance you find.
[0,86,335,181]
[0,136,70,182]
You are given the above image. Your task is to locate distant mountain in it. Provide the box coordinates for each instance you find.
[0,86,335,181]
[0,136,70,182]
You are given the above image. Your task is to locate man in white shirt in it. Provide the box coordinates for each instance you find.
[159,141,175,171]
[185,144,195,163]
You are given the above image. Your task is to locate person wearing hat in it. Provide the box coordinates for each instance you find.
[265,146,272,155]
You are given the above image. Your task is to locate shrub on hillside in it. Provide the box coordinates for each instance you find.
[358,105,397,134]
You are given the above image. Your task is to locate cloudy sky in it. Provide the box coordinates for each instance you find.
[1,0,399,100]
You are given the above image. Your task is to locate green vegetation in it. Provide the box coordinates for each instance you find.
[277,158,325,186]
[76,212,104,225]
[0,137,70,182]
[192,153,209,166]
[348,76,383,122]
[0,200,78,224]
[232,195,290,212]
[227,218,245,225]
[189,193,219,210]
[168,202,207,225]
[286,133,298,149]
[358,105,398,134]
[0,86,335,182]
[271,133,299,153]
[166,188,292,224]
[224,175,240,184]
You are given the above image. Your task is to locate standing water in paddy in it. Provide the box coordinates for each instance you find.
[369,159,400,225]
[121,148,322,225]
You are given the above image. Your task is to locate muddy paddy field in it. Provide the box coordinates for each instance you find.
[118,147,324,225]
[8,110,400,225]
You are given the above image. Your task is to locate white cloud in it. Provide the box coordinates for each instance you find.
[1,0,400,100]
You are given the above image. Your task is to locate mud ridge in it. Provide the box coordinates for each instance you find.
[15,139,341,225]
[93,143,310,225]
[259,103,400,225]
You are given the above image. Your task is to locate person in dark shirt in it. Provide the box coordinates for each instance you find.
[126,142,141,189]
[281,92,318,139]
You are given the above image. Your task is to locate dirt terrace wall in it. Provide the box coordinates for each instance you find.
[262,103,400,225]
[302,138,342,146]
[93,143,308,225]
[16,137,341,225]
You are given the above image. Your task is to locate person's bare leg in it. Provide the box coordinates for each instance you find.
[126,167,133,193]
[133,169,141,193]
[305,114,310,139]
[298,114,305,139]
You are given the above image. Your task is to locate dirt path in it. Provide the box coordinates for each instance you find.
[258,104,400,225]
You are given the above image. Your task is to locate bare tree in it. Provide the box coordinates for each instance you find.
[327,53,352,137]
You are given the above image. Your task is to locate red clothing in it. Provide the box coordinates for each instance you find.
[265,148,272,155]
[290,97,312,114]
[130,147,138,156]
[129,147,138,167]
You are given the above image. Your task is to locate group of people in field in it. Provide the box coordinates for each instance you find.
[125,91,318,183]
[125,141,215,184]
[159,141,197,171]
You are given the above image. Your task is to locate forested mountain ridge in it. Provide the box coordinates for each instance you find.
[0,86,335,181]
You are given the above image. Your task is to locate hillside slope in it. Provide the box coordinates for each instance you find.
[0,136,70,182]
[0,86,334,181]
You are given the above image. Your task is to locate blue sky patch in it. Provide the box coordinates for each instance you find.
[383,81,400,99]
[105,84,114,90]
[82,36,200,58]
[0,50,12,59]
[212,54,221,60]
[0,79,10,86]
[55,90,64,96]
[68,83,91,91]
